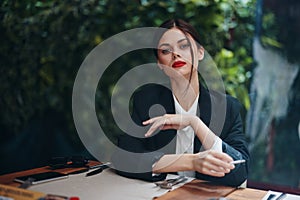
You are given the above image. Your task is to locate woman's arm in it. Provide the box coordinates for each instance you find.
[143,114,219,150]
[153,150,234,177]
[142,97,249,186]
[195,96,250,187]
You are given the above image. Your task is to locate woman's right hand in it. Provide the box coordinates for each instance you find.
[143,114,194,137]
[192,150,235,177]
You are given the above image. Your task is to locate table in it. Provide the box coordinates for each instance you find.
[0,161,274,200]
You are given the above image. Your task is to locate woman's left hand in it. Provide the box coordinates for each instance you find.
[143,114,194,137]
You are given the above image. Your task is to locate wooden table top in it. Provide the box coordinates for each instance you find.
[226,187,267,200]
[0,160,100,187]
[0,161,268,200]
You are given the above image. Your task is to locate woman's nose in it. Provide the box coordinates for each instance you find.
[172,51,181,59]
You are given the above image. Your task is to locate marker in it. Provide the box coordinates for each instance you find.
[230,159,246,165]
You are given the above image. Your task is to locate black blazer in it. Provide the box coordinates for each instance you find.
[113,83,249,187]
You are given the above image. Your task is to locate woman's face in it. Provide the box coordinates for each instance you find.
[157,28,204,79]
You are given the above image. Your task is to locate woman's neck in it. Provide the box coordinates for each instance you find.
[170,73,199,111]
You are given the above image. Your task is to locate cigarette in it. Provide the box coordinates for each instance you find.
[230,159,246,164]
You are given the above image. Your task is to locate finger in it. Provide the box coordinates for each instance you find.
[160,124,180,130]
[211,157,235,171]
[201,159,231,174]
[145,125,158,137]
[145,119,167,137]
[142,120,150,125]
[202,168,225,177]
[142,116,161,125]
[200,152,234,171]
[209,151,234,163]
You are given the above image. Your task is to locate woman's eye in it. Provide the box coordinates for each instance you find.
[180,43,190,49]
[161,48,172,54]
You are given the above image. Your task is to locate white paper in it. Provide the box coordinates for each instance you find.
[29,169,193,200]
[262,190,300,200]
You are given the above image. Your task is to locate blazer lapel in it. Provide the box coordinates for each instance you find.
[194,84,212,152]
[148,85,177,153]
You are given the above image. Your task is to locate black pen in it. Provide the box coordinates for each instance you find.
[86,167,103,177]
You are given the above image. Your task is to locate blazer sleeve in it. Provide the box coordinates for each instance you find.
[196,97,250,187]
[112,89,168,182]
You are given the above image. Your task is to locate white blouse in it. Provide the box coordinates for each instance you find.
[173,94,223,177]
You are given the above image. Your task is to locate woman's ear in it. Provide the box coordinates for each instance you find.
[197,46,205,61]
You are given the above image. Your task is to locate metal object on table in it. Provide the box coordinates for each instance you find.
[85,162,112,177]
[18,177,34,189]
[155,176,188,189]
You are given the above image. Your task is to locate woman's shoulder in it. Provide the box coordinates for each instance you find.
[131,83,174,114]
[133,83,172,98]
[202,86,242,110]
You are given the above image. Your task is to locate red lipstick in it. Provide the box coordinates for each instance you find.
[172,61,186,68]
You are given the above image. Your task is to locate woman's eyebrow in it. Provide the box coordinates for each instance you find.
[177,38,188,43]
[158,38,188,48]
[158,43,170,48]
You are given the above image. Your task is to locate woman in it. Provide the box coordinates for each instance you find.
[113,19,249,187]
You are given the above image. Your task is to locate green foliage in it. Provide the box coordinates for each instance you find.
[260,0,300,64]
[0,0,255,141]
[215,47,252,109]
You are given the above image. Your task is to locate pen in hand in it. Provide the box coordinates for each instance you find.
[230,159,246,165]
